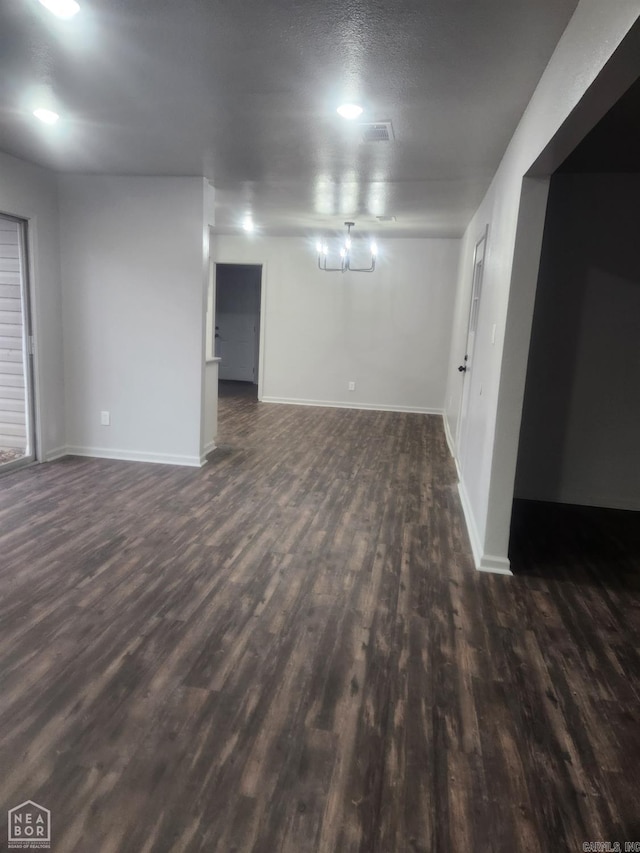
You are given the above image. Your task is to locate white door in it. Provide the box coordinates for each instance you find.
[217,313,257,382]
[456,227,488,468]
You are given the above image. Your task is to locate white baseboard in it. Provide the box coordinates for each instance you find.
[477,555,513,575]
[444,421,464,488]
[65,445,203,468]
[457,477,483,567]
[456,460,513,576]
[442,413,457,459]
[442,412,513,575]
[43,446,68,462]
[260,396,443,415]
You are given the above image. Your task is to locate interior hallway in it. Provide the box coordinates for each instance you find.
[0,395,638,851]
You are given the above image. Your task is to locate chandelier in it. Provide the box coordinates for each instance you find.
[317,222,377,272]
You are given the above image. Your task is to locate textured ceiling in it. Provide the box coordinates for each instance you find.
[0,0,579,236]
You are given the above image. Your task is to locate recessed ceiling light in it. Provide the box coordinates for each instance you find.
[242,215,254,233]
[38,0,80,18]
[337,103,363,120]
[33,108,60,124]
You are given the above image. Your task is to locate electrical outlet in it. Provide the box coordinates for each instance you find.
[348,381,356,391]
[100,411,110,426]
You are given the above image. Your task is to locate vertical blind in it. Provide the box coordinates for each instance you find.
[0,217,27,451]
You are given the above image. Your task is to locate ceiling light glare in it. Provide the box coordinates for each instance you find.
[38,0,80,19]
[242,216,254,233]
[370,241,378,256]
[337,103,363,120]
[33,108,60,124]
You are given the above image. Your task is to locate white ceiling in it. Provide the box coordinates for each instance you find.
[0,0,579,236]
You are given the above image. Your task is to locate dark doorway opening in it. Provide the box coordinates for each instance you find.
[510,75,640,579]
[215,264,262,389]
[218,379,258,402]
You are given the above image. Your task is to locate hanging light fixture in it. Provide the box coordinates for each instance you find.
[317,222,377,273]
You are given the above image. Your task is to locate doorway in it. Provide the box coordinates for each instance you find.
[215,264,262,398]
[0,214,35,472]
[510,75,640,577]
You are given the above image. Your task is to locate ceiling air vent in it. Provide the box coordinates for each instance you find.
[360,120,394,142]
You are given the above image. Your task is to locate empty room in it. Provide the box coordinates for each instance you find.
[1,1,639,851]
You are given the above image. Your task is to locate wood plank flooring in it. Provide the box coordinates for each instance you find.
[0,393,638,852]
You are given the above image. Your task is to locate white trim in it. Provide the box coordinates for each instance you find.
[261,396,443,415]
[477,555,513,575]
[442,413,457,458]
[65,446,203,468]
[10,212,39,462]
[257,262,267,401]
[448,428,464,485]
[43,445,68,462]
[457,476,483,567]
[20,216,38,466]
[457,474,513,575]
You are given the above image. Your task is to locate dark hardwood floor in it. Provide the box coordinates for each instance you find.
[0,393,638,852]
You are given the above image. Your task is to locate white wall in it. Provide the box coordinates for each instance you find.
[0,151,65,459]
[444,3,640,571]
[59,175,207,466]
[215,236,459,412]
[515,173,640,511]
[200,184,216,461]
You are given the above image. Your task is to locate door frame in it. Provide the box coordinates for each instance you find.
[0,213,37,473]
[211,260,267,400]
